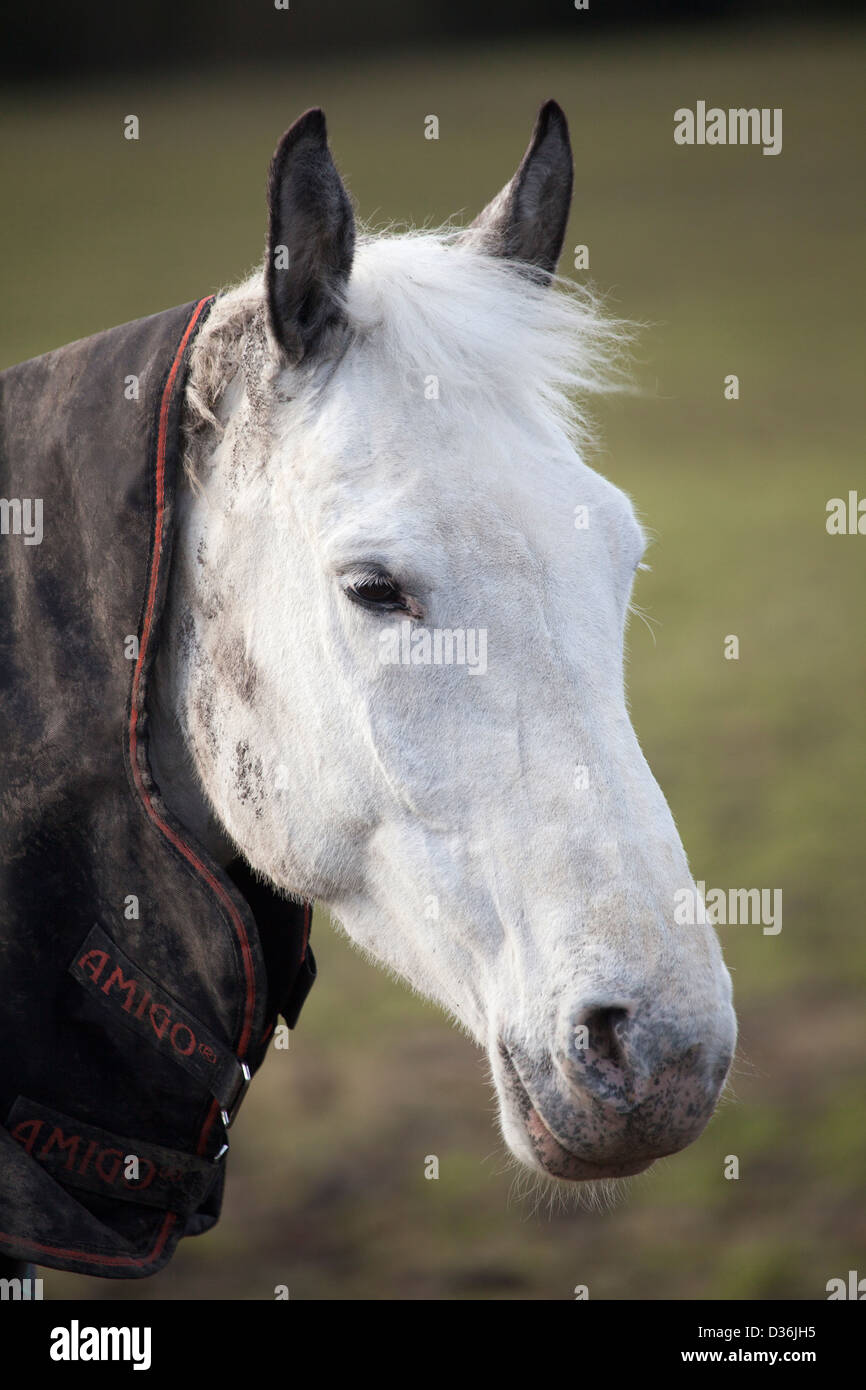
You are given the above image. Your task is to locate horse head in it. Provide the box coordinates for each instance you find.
[151,103,736,1184]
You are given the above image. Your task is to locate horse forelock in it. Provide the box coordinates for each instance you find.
[181,230,635,486]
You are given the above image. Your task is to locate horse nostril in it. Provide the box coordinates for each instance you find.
[575,1006,631,1068]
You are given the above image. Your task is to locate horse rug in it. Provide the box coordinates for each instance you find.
[0,297,316,1278]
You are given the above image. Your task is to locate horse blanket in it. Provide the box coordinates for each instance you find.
[0,298,315,1278]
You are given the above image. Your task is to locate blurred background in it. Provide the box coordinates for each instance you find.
[2,1,863,1299]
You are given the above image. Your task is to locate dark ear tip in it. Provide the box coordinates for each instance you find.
[536,99,570,142]
[272,107,328,164]
[294,106,327,138]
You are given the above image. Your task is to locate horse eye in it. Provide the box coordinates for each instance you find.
[344,571,406,612]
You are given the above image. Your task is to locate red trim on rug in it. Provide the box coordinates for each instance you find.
[127,295,257,1133]
[0,299,249,1276]
[0,1214,176,1269]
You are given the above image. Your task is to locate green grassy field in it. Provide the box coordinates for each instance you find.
[5,23,864,1299]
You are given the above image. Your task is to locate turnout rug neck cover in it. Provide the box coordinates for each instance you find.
[0,299,316,1278]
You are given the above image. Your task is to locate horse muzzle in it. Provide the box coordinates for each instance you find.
[494,998,736,1180]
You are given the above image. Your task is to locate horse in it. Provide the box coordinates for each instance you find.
[0,101,736,1281]
[151,100,736,1185]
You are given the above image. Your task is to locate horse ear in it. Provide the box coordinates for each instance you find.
[462,100,573,280]
[266,108,356,364]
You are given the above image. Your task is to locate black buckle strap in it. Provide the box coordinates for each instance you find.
[219,1061,251,1130]
[279,946,317,1029]
[6,1097,219,1216]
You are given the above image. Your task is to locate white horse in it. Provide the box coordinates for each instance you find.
[150,102,736,1184]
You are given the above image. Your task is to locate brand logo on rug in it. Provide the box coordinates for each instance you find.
[12,1117,162,1192]
[8,1098,213,1212]
[75,941,210,1064]
[66,926,246,1116]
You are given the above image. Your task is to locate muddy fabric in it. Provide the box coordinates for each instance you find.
[0,299,315,1278]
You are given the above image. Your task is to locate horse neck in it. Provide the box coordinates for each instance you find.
[148,447,239,868]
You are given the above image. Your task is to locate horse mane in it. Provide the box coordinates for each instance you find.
[181,229,634,480]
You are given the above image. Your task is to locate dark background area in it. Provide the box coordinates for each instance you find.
[2,0,862,82]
